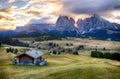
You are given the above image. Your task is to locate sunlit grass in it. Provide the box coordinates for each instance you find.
[0,49,120,79]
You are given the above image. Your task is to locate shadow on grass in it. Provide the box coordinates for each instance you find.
[0,69,8,79]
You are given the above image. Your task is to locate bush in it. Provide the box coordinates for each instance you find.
[65,48,73,54]
[6,48,18,54]
[52,50,57,54]
[50,50,61,55]
[48,43,59,47]
[66,43,73,46]
[58,51,61,55]
[76,45,84,50]
[6,48,10,53]
[0,42,1,48]
[73,51,79,55]
[103,47,106,51]
[66,43,69,46]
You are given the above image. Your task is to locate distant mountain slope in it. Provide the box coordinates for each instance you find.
[16,24,55,34]
[82,29,120,41]
[76,14,120,41]
[0,30,18,37]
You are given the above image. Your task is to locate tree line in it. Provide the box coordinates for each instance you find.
[35,35,63,41]
[0,38,29,47]
[91,51,120,61]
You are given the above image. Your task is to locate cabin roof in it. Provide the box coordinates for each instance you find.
[24,49,44,58]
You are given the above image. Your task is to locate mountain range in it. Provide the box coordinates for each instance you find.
[0,14,120,41]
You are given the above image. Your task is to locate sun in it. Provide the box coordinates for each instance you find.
[42,3,62,14]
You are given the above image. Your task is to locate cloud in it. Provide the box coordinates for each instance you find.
[0,21,15,30]
[8,0,16,3]
[29,0,62,3]
[62,0,120,14]
[28,15,57,24]
[8,0,28,3]
[29,17,51,24]
[22,0,62,18]
[0,0,120,31]
[0,7,14,14]
[25,10,42,16]
[0,15,14,21]
[116,17,120,19]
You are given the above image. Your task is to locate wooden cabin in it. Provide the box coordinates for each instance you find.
[14,49,46,65]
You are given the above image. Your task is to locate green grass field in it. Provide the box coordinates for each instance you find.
[0,49,120,79]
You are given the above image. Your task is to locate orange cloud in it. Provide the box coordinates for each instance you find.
[31,0,62,3]
[0,23,15,30]
[23,0,62,17]
[0,15,14,21]
[25,10,42,15]
[0,7,15,14]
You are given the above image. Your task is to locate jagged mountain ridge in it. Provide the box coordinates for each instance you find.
[51,15,80,36]
[77,14,120,34]
[0,14,120,41]
[56,16,75,30]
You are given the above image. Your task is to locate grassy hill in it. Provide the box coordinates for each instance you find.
[0,49,120,79]
[12,37,120,56]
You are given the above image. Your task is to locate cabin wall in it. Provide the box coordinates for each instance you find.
[18,55,34,64]
[15,54,45,65]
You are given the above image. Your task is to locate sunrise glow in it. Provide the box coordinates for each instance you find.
[0,0,120,30]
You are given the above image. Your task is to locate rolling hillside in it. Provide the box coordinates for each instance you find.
[0,49,120,79]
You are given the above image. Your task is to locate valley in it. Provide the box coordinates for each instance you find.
[0,1,120,79]
[0,37,120,79]
[16,37,120,55]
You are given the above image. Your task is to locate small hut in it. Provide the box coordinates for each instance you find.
[14,49,46,65]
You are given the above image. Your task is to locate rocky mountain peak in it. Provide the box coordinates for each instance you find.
[56,15,75,29]
[91,14,100,18]
[77,14,118,33]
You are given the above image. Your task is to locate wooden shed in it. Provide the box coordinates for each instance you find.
[14,49,46,65]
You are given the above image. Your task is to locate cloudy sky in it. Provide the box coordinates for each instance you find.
[0,0,120,30]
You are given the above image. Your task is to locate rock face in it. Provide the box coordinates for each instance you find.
[56,16,75,30]
[76,14,120,41]
[52,16,79,36]
[77,14,119,34]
